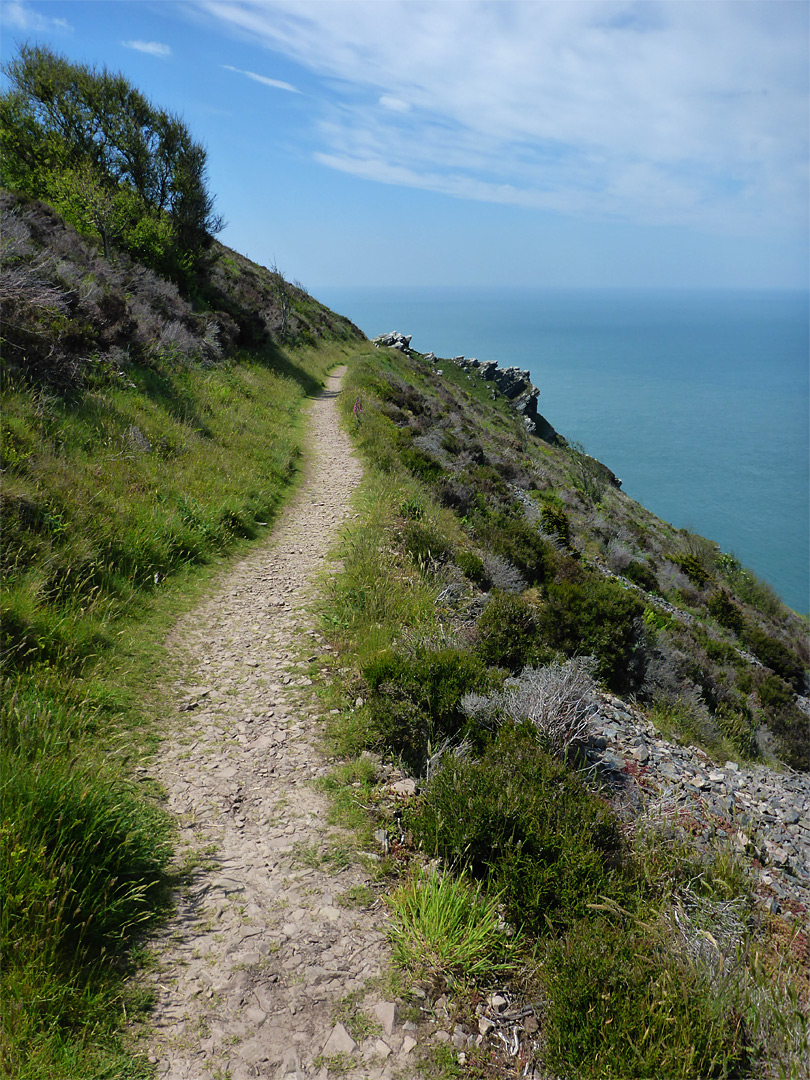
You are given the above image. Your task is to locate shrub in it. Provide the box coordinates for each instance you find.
[624,559,659,594]
[537,574,645,693]
[757,674,810,771]
[744,626,805,692]
[408,723,626,935]
[462,657,598,761]
[541,915,752,1079]
[708,590,745,636]
[540,502,571,547]
[363,646,494,772]
[475,510,556,585]
[401,444,442,483]
[481,553,526,594]
[455,550,490,588]
[675,552,712,587]
[475,591,547,672]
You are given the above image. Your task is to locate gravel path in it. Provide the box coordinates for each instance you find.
[143,368,418,1080]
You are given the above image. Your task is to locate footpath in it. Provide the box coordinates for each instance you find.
[143,368,418,1080]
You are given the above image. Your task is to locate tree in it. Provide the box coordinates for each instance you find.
[0,44,222,273]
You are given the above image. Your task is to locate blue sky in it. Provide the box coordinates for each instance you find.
[1,0,808,289]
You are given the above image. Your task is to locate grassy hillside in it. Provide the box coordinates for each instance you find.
[316,341,809,1078]
[0,188,366,1078]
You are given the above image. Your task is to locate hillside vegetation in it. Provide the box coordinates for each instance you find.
[317,343,809,1078]
[1,43,808,1080]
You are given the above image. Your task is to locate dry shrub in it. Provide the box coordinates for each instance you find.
[463,656,598,759]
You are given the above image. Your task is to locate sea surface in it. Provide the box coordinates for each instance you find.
[317,287,809,614]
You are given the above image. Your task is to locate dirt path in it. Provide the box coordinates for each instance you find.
[143,368,418,1080]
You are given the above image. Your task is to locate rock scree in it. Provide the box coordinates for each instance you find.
[142,367,418,1080]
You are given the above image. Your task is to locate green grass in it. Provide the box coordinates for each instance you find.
[386,867,523,989]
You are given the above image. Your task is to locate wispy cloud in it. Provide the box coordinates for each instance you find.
[222,64,300,94]
[195,0,809,234]
[1,0,71,32]
[122,40,172,59]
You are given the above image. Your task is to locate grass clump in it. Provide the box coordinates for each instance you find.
[386,866,522,988]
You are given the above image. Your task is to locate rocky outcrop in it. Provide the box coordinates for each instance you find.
[372,330,412,352]
[374,332,563,445]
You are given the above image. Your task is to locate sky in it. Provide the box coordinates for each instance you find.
[1,0,808,290]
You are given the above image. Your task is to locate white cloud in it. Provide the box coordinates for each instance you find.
[196,0,809,232]
[1,0,70,32]
[122,40,172,59]
[222,64,300,94]
[379,96,410,113]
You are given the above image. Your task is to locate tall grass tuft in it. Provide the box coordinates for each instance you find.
[386,867,522,989]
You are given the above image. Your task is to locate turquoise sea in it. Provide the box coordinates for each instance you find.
[318,287,809,615]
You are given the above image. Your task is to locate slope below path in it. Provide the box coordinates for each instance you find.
[143,367,418,1080]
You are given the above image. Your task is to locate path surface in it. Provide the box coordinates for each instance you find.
[143,368,418,1080]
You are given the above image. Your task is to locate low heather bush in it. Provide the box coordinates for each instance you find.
[408,723,626,935]
[475,591,545,671]
[537,574,646,693]
[541,914,752,1080]
[362,646,494,772]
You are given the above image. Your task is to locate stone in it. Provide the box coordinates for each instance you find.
[391,778,417,797]
[401,1036,417,1055]
[374,1001,398,1036]
[374,1039,392,1058]
[321,1023,356,1056]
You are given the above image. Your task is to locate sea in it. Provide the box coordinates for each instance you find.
[316,287,809,615]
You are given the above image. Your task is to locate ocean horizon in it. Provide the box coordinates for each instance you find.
[317,286,809,615]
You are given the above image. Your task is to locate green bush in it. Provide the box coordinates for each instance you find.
[537,574,645,693]
[401,445,442,483]
[624,559,659,594]
[744,626,805,691]
[708,590,745,636]
[475,511,555,586]
[408,723,626,935]
[475,591,549,672]
[541,915,751,1079]
[675,552,712,587]
[757,674,809,771]
[455,550,490,588]
[540,502,571,548]
[363,646,494,771]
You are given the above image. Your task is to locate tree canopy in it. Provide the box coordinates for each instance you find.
[1,44,222,276]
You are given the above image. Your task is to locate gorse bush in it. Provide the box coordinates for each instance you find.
[408,723,626,935]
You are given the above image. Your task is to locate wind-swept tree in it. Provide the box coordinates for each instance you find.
[0,44,222,276]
